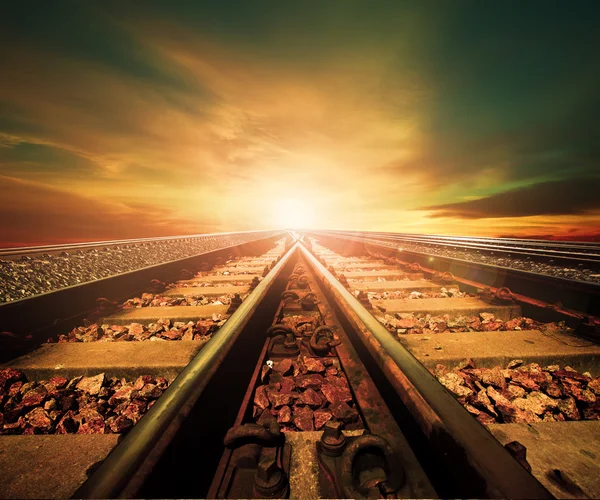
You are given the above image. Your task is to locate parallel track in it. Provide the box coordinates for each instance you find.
[322,230,600,267]
[0,231,599,498]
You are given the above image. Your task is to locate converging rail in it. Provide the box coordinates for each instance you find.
[322,230,600,266]
[0,230,275,258]
[1,231,599,498]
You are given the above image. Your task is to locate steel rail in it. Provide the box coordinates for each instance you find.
[298,243,552,499]
[321,230,600,263]
[0,229,282,257]
[329,229,600,252]
[368,234,600,261]
[73,241,299,499]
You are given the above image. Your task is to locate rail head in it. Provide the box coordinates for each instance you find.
[298,243,552,499]
[73,241,299,499]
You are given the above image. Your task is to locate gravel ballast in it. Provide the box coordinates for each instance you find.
[0,232,280,303]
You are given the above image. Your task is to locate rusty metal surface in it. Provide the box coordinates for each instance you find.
[298,243,552,499]
[73,242,299,499]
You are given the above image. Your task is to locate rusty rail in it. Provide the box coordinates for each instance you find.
[74,242,299,499]
[298,243,552,499]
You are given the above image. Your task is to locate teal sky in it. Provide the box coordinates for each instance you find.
[1,0,599,244]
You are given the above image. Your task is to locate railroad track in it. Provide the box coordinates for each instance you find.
[0,230,273,259]
[0,232,598,498]
[326,230,600,262]
[318,230,600,284]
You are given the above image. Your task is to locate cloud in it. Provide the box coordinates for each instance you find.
[0,175,217,245]
[1,1,600,243]
[423,177,600,219]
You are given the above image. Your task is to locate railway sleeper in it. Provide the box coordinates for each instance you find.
[308,236,600,499]
[0,240,288,498]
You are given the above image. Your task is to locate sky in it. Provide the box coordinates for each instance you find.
[1,0,599,246]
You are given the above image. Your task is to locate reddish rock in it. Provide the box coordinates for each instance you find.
[299,388,323,407]
[77,419,106,434]
[292,360,303,377]
[254,385,270,410]
[8,381,23,397]
[76,373,105,395]
[135,384,163,400]
[277,405,292,424]
[108,385,134,406]
[122,401,146,424]
[464,403,481,416]
[44,399,58,412]
[280,377,295,393]
[504,319,523,330]
[303,357,326,373]
[475,390,498,417]
[562,380,597,404]
[485,386,541,423]
[438,373,473,398]
[320,383,353,404]
[296,374,324,390]
[553,370,591,382]
[22,385,48,407]
[512,392,557,415]
[60,395,77,411]
[545,382,563,398]
[2,417,25,434]
[486,386,510,406]
[19,381,38,395]
[396,318,417,329]
[481,367,507,389]
[268,390,295,409]
[128,324,145,338]
[468,319,482,331]
[588,378,600,395]
[155,377,169,390]
[435,365,449,377]
[181,327,194,341]
[66,376,83,390]
[0,368,25,390]
[329,401,358,423]
[55,411,78,434]
[558,397,581,420]
[325,367,339,377]
[483,321,503,331]
[506,384,526,400]
[293,406,314,431]
[25,407,52,431]
[273,359,293,375]
[506,359,524,369]
[160,330,182,340]
[313,409,332,430]
[511,372,540,391]
[133,375,155,391]
[45,376,68,392]
[476,412,498,425]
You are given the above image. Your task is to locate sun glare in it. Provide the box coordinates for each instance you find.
[272,197,317,229]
